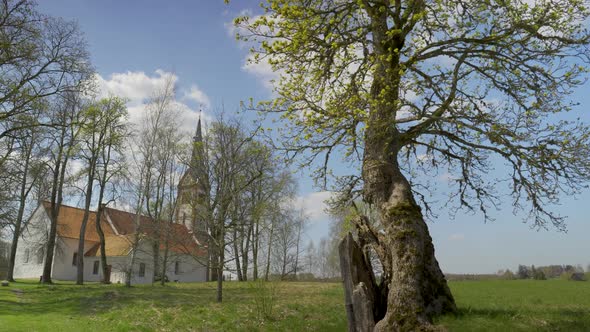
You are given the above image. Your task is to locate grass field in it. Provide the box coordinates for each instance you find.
[1,279,589,331]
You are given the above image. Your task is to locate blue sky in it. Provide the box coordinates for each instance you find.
[38,1,590,274]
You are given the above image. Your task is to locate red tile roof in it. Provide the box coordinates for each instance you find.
[42,202,115,242]
[41,202,206,257]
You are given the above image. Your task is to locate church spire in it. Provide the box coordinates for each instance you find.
[193,110,202,143]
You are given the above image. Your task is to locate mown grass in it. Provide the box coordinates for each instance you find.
[0,280,346,331]
[438,279,590,331]
[1,279,589,331]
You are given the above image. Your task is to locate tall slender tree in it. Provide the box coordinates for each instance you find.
[76,97,127,284]
[42,92,86,284]
[6,122,46,282]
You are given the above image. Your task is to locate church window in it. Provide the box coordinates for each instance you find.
[175,261,180,275]
[23,249,29,263]
[72,252,78,266]
[93,261,99,275]
[36,248,44,264]
[139,263,146,277]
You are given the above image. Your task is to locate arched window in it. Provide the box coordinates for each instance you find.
[139,263,146,277]
[23,249,30,263]
[36,248,44,264]
[93,261,99,275]
[175,261,180,275]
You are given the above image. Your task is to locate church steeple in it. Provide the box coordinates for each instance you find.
[192,111,203,161]
[193,111,202,143]
[176,111,206,232]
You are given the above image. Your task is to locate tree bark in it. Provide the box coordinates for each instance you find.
[362,148,456,330]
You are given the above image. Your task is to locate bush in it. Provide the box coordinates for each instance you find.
[297,273,316,281]
[533,270,546,280]
[502,270,517,280]
[560,272,587,281]
[249,279,280,321]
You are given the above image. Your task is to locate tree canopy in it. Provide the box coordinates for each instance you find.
[237,0,590,229]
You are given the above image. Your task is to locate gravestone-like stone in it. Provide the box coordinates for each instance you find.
[1,280,8,287]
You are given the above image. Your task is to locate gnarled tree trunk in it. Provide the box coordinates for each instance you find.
[357,136,455,330]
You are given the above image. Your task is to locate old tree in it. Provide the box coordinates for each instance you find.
[235,0,590,330]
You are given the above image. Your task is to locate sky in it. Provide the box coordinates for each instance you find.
[37,0,590,274]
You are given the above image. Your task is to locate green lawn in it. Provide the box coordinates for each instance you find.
[1,279,589,331]
[0,280,346,331]
[437,279,590,331]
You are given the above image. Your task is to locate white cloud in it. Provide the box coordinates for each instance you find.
[449,233,465,241]
[242,54,279,91]
[95,69,178,106]
[225,11,282,91]
[183,85,211,108]
[294,191,334,222]
[94,70,211,135]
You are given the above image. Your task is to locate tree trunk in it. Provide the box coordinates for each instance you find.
[240,222,251,281]
[374,194,456,331]
[252,215,259,280]
[152,240,160,283]
[353,14,457,325]
[216,226,225,302]
[7,202,25,282]
[95,204,109,283]
[233,227,243,281]
[293,216,302,278]
[160,240,169,286]
[264,217,274,281]
[362,147,456,330]
[42,132,70,284]
[125,231,140,287]
[7,139,33,282]
[77,165,96,285]
[209,228,218,282]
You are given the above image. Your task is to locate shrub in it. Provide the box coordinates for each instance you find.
[297,273,316,281]
[502,270,517,280]
[249,279,280,321]
[560,272,587,281]
[533,270,546,280]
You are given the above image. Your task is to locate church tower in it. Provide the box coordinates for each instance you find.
[175,114,207,235]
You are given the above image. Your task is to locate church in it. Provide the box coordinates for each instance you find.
[12,119,209,284]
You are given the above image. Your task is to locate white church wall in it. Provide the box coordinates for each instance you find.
[13,206,50,280]
[50,237,99,282]
[163,254,207,283]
